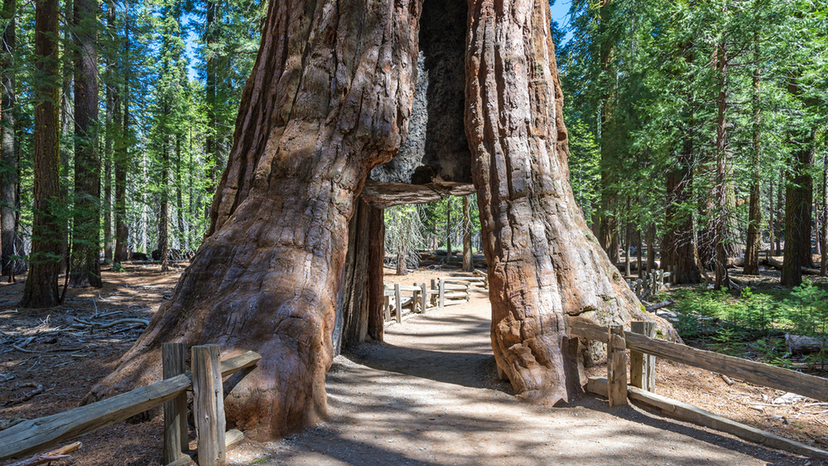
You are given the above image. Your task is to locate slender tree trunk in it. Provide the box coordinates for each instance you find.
[743,47,761,276]
[21,0,61,308]
[1,0,18,278]
[768,176,775,256]
[176,134,185,249]
[776,168,783,255]
[86,0,424,439]
[782,135,815,286]
[445,197,452,262]
[821,152,827,276]
[625,219,631,277]
[646,222,654,273]
[113,2,129,263]
[204,0,218,216]
[636,228,642,278]
[713,40,729,290]
[69,0,101,288]
[58,0,72,275]
[103,0,116,265]
[462,194,473,272]
[159,138,169,272]
[662,138,697,283]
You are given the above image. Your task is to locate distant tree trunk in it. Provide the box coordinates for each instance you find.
[204,0,218,215]
[113,2,129,263]
[821,152,827,276]
[713,39,729,290]
[646,223,655,273]
[102,0,116,265]
[776,168,783,255]
[743,50,761,276]
[662,140,697,283]
[86,0,424,439]
[58,0,72,275]
[21,0,61,308]
[636,229,642,279]
[462,194,473,272]
[395,251,407,275]
[466,0,659,404]
[1,0,18,278]
[158,139,170,272]
[597,0,617,265]
[624,218,631,277]
[445,197,452,261]
[176,134,185,249]
[69,0,102,288]
[782,134,815,287]
[768,176,775,256]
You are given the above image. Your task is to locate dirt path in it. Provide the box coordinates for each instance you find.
[227,285,813,465]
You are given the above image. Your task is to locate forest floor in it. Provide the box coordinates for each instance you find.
[0,264,825,465]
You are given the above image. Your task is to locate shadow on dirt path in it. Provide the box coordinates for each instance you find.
[226,284,813,465]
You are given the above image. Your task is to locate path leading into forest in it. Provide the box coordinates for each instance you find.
[227,285,809,465]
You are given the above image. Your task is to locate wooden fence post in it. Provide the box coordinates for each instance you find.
[192,344,226,466]
[420,282,428,313]
[438,278,445,308]
[162,343,188,464]
[384,296,390,322]
[394,284,402,323]
[430,279,438,307]
[607,325,627,407]
[630,321,656,392]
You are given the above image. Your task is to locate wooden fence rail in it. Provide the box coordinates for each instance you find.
[569,319,828,459]
[0,349,261,463]
[568,320,828,402]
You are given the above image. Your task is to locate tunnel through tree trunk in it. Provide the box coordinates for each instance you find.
[87,0,673,438]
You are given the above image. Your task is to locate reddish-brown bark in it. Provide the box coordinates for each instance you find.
[86,0,422,439]
[465,0,668,404]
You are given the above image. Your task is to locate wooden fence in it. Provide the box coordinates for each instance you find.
[382,273,488,324]
[569,320,828,459]
[0,344,261,466]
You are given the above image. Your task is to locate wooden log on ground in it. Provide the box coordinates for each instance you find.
[0,351,260,461]
[767,256,820,275]
[569,320,828,402]
[162,343,189,464]
[166,430,245,466]
[629,322,655,392]
[192,345,226,466]
[786,334,828,355]
[586,377,828,460]
[7,442,81,466]
[644,299,674,312]
[607,325,627,407]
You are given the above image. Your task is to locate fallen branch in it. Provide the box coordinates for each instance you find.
[4,384,44,407]
[644,299,674,312]
[69,318,149,330]
[8,442,81,466]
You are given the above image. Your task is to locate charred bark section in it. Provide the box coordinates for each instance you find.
[465,0,664,405]
[88,0,422,439]
[336,199,371,351]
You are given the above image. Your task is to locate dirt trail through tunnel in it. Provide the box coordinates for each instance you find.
[227,285,811,465]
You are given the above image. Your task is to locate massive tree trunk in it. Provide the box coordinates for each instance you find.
[69,0,102,288]
[86,0,423,439]
[88,0,671,438]
[661,139,698,284]
[465,0,658,404]
[21,0,61,308]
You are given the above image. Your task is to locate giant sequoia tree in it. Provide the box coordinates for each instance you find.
[86,0,663,437]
